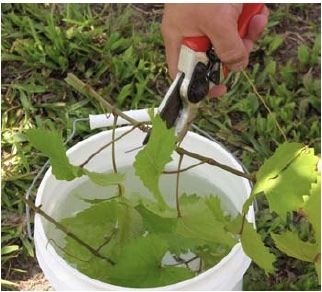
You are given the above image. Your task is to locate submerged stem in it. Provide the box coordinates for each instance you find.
[164,255,200,268]
[176,154,184,218]
[20,195,116,265]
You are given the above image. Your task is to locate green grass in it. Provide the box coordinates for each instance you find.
[1,3,320,290]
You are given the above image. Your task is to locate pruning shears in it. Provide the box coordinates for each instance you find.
[144,3,264,144]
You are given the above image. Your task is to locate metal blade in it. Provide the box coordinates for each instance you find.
[143,72,185,145]
[159,72,185,129]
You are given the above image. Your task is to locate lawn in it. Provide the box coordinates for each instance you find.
[1,3,321,290]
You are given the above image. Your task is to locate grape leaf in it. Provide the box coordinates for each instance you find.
[271,231,319,263]
[108,235,194,288]
[83,169,125,186]
[194,243,232,270]
[163,233,205,255]
[61,198,145,283]
[133,111,176,209]
[61,199,119,280]
[302,175,321,247]
[241,141,296,214]
[248,142,305,206]
[27,128,125,187]
[240,221,276,275]
[254,142,304,187]
[61,199,119,249]
[26,128,82,180]
[155,266,195,287]
[135,202,177,234]
[116,200,144,254]
[136,199,202,255]
[205,195,229,223]
[137,195,236,266]
[250,142,319,219]
[225,213,244,234]
[176,195,237,247]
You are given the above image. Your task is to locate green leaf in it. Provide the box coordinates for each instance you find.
[133,110,176,209]
[27,128,125,186]
[240,221,276,275]
[83,169,125,186]
[1,279,19,289]
[1,245,19,255]
[116,200,144,255]
[268,35,284,53]
[117,83,133,106]
[176,195,237,247]
[205,195,228,223]
[253,142,303,193]
[22,237,34,257]
[154,266,195,287]
[298,44,310,65]
[62,199,119,250]
[61,198,144,282]
[109,235,194,288]
[194,243,232,270]
[250,143,319,219]
[225,213,244,234]
[61,200,119,280]
[302,175,321,245]
[243,142,304,215]
[135,202,177,234]
[26,128,82,181]
[271,231,319,263]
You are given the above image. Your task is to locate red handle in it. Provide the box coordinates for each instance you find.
[182,3,265,75]
[182,35,211,52]
[237,3,265,39]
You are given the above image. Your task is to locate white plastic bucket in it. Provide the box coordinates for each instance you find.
[34,117,254,291]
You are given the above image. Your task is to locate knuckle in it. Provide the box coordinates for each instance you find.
[219,48,248,71]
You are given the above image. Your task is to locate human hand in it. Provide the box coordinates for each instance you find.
[161,4,269,97]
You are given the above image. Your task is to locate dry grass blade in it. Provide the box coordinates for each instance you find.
[242,70,288,142]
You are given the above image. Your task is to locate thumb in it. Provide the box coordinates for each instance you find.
[210,27,248,72]
[203,7,249,71]
[245,6,269,42]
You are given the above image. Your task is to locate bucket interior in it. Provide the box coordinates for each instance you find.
[35,126,254,290]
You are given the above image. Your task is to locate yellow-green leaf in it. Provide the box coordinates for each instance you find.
[302,175,321,248]
[271,231,319,263]
[26,128,82,181]
[133,110,176,209]
[250,143,319,219]
[241,221,276,275]
[83,169,125,186]
[108,235,194,288]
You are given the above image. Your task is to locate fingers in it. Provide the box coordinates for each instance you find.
[245,5,269,42]
[209,27,249,72]
[208,84,227,98]
[160,5,177,78]
[207,4,269,72]
[201,4,248,72]
[161,4,269,80]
